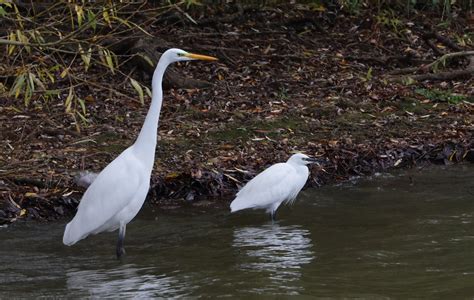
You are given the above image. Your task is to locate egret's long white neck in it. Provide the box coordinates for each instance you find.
[133,55,171,168]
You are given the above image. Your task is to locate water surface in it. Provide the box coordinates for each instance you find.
[1,164,473,298]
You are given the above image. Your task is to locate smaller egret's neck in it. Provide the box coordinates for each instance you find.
[288,161,309,173]
[293,164,309,179]
[133,56,171,167]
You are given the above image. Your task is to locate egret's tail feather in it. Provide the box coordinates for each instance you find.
[230,197,255,213]
[230,204,241,213]
[230,199,241,213]
[63,220,85,246]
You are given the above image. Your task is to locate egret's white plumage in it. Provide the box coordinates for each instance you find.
[230,153,317,220]
[74,171,99,188]
[63,48,217,257]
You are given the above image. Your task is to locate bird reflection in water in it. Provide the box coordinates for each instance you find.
[66,264,192,298]
[232,224,315,294]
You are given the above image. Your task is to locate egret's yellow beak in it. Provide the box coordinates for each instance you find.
[184,52,218,61]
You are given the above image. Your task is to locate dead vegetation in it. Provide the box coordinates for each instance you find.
[0,1,473,224]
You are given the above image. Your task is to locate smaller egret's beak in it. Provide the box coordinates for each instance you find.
[304,157,325,165]
[184,52,218,61]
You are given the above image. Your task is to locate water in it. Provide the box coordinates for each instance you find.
[1,164,473,298]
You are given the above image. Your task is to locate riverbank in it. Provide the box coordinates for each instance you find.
[1,3,473,224]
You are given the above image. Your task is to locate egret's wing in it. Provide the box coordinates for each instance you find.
[63,148,145,245]
[236,163,290,196]
[231,163,296,212]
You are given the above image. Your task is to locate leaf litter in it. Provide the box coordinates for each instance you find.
[0,4,472,224]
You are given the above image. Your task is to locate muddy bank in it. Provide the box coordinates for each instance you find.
[0,4,473,224]
[1,139,473,224]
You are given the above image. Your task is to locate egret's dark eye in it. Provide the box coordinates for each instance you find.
[177,53,184,57]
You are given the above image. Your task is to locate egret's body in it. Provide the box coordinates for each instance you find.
[230,153,318,220]
[63,48,217,258]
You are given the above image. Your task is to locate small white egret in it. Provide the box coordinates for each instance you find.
[230,153,320,221]
[63,48,217,258]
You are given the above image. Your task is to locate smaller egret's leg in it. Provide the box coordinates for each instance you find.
[270,210,276,224]
[116,223,126,259]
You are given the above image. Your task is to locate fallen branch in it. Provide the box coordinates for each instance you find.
[387,51,474,82]
[422,31,463,54]
[10,177,50,189]
[345,54,429,66]
[400,67,473,82]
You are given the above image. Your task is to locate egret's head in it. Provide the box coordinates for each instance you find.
[288,153,321,166]
[164,48,218,63]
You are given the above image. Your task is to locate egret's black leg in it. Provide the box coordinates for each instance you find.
[270,210,276,224]
[116,223,126,259]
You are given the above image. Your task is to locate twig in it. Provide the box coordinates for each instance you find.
[422,31,463,52]
[423,38,444,56]
[0,16,96,47]
[173,4,198,25]
[345,54,429,66]
[389,55,474,82]
[388,51,474,75]
[71,75,141,103]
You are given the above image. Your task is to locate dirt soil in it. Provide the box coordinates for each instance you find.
[0,4,473,224]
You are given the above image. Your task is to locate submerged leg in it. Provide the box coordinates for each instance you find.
[116,223,126,259]
[270,210,276,224]
[270,202,281,224]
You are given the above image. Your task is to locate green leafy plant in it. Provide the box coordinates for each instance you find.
[376,9,404,33]
[415,88,472,104]
[0,1,165,129]
[340,0,363,14]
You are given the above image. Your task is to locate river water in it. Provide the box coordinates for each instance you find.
[1,164,473,298]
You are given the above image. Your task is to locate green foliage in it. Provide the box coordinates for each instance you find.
[277,87,289,101]
[376,9,403,33]
[183,0,203,9]
[336,0,471,17]
[0,0,471,128]
[340,0,363,14]
[415,88,472,104]
[0,1,157,128]
[363,67,373,81]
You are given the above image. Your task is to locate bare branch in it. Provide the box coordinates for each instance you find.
[388,55,474,82]
[388,51,474,76]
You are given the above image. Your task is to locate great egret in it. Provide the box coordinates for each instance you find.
[230,153,320,221]
[63,48,217,258]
